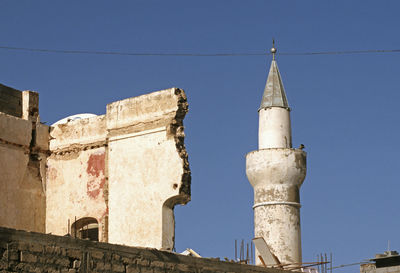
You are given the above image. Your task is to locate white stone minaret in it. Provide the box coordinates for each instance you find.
[246,43,307,266]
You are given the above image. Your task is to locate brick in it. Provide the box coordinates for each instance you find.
[111,263,125,272]
[91,250,104,260]
[16,242,30,251]
[37,255,48,264]
[93,260,105,270]
[44,245,55,254]
[60,247,67,256]
[20,251,37,263]
[66,249,82,259]
[55,257,70,267]
[140,266,154,273]
[151,260,165,268]
[46,245,63,255]
[47,269,61,273]
[154,269,169,273]
[136,258,150,266]
[32,267,43,273]
[126,264,140,273]
[104,262,111,270]
[112,253,121,261]
[103,252,112,261]
[164,262,176,270]
[7,250,19,261]
[176,263,192,272]
[29,243,43,253]
[122,257,132,264]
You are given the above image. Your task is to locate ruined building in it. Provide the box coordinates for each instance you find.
[0,46,309,272]
[0,83,191,251]
[361,251,400,273]
[246,46,307,266]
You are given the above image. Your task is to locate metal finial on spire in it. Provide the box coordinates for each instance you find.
[271,39,277,60]
[259,39,289,111]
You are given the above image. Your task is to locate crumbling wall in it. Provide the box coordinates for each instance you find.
[46,116,108,241]
[47,87,191,250]
[0,86,48,233]
[106,87,190,250]
[0,227,288,273]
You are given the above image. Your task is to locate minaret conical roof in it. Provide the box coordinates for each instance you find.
[259,60,289,110]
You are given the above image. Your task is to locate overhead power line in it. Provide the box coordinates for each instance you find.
[0,46,263,56]
[0,45,400,57]
[328,261,367,270]
[280,49,400,56]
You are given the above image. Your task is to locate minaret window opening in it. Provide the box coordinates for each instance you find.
[71,217,99,241]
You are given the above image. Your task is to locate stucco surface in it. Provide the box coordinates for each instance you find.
[0,112,47,233]
[46,87,190,250]
[46,116,108,240]
[49,115,106,150]
[1,84,190,250]
[46,147,108,241]
[107,88,190,250]
[0,113,32,146]
[108,129,183,249]
[259,108,292,149]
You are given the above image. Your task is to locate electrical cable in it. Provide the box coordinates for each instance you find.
[0,45,400,57]
[280,49,400,56]
[327,261,369,270]
[0,46,264,56]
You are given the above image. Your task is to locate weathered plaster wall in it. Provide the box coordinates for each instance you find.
[1,84,190,251]
[0,227,290,273]
[46,116,108,241]
[0,87,49,233]
[246,149,306,266]
[107,88,190,250]
[47,88,191,250]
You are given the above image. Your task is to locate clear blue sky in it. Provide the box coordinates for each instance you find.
[1,1,400,271]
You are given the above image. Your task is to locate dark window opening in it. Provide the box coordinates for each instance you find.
[71,217,99,241]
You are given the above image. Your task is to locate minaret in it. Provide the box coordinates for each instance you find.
[246,43,307,266]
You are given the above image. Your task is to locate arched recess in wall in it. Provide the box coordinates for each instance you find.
[71,217,99,241]
[162,194,189,251]
[162,197,178,251]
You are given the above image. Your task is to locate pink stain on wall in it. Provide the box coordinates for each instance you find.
[47,167,57,181]
[86,152,106,199]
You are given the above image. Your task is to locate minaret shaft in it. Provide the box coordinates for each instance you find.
[246,49,306,267]
[259,107,292,149]
[247,149,306,265]
[254,199,302,264]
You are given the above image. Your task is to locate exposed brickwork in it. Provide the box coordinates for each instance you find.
[0,227,290,273]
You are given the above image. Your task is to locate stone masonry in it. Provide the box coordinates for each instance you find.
[0,227,293,273]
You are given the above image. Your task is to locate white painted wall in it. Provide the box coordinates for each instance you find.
[258,107,292,149]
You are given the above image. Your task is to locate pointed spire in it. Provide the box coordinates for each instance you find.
[259,41,290,110]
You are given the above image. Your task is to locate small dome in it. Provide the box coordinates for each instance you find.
[52,113,97,125]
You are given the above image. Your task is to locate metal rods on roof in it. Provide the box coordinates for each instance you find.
[234,239,254,265]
